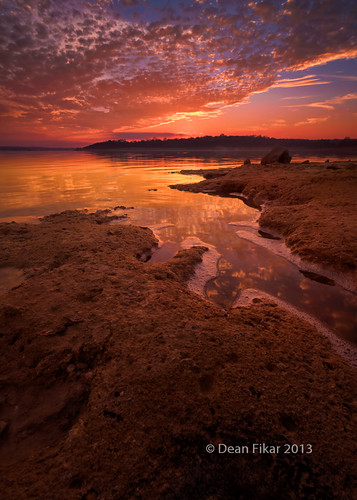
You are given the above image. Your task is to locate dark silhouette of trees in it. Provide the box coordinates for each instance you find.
[82,135,357,151]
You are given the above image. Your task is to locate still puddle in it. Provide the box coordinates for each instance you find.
[147,221,357,347]
[204,234,356,344]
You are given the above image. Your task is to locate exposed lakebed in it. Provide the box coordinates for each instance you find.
[0,150,356,348]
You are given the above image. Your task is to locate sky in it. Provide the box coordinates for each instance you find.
[0,0,356,147]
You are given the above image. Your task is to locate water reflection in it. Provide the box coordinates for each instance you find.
[0,150,356,345]
[206,238,357,344]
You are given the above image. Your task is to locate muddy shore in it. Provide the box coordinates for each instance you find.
[0,206,356,499]
[172,161,357,289]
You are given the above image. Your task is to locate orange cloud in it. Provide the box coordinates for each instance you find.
[273,76,330,88]
[294,117,330,127]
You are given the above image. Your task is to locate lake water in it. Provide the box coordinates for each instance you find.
[0,150,356,348]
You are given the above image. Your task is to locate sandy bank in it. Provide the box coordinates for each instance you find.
[171,161,357,288]
[0,210,356,499]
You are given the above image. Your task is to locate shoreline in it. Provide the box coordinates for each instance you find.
[0,204,356,497]
[233,288,357,368]
[170,160,357,290]
[229,219,356,294]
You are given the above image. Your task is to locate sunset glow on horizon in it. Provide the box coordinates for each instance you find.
[0,0,356,147]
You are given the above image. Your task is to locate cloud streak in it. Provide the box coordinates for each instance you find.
[283,92,357,110]
[294,116,330,126]
[273,75,330,88]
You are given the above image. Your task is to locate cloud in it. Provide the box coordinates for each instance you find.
[320,74,357,81]
[294,117,330,126]
[91,106,110,113]
[284,92,357,110]
[281,95,312,100]
[273,75,330,88]
[327,93,357,104]
[284,103,334,110]
[110,132,186,140]
[0,0,356,139]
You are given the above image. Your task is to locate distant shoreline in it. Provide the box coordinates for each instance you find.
[1,134,357,152]
[1,146,357,159]
[81,135,357,151]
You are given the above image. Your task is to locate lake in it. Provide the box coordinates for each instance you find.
[0,149,356,350]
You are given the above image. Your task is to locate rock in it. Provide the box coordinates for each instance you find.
[261,147,291,165]
[95,209,111,215]
[302,160,310,164]
[243,158,251,165]
[299,270,335,286]
[258,230,281,240]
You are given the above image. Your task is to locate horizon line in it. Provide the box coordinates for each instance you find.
[1,134,356,150]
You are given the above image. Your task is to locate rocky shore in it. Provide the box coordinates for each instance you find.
[0,206,356,499]
[172,161,357,289]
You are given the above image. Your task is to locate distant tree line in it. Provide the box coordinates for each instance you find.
[82,135,357,150]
